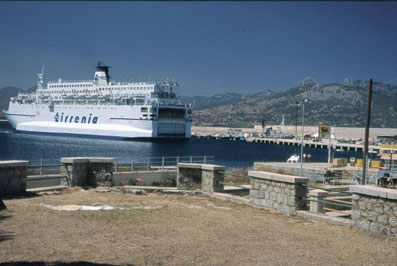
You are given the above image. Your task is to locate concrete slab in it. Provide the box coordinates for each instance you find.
[27,185,68,193]
[350,185,397,200]
[248,171,309,184]
[209,192,251,205]
[61,157,89,164]
[201,164,225,171]
[296,211,351,226]
[88,158,114,163]
[177,163,202,169]
[309,189,329,197]
[61,157,114,164]
[0,160,29,168]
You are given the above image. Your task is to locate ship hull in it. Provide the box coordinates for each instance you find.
[4,103,191,140]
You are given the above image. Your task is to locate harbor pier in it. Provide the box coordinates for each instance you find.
[247,137,380,152]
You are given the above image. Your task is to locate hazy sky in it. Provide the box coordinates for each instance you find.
[0,2,396,96]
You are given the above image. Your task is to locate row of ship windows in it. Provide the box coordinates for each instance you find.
[98,87,152,91]
[47,90,151,94]
[42,106,119,110]
[47,86,153,91]
[49,84,92,88]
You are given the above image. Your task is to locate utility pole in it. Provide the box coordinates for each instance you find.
[328,127,332,168]
[362,78,373,185]
[295,102,298,139]
[300,100,307,176]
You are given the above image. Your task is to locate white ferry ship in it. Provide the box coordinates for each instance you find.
[4,64,192,140]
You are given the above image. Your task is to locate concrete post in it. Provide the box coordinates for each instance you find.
[61,158,89,187]
[309,189,328,213]
[202,165,225,193]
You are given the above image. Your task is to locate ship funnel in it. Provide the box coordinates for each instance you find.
[94,62,111,85]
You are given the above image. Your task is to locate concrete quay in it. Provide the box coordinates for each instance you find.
[247,137,380,152]
[192,125,397,139]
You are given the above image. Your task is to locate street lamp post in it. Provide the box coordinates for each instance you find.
[300,99,307,176]
[295,102,298,139]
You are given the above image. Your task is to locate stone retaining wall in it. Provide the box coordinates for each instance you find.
[350,185,397,237]
[0,160,29,196]
[248,171,308,215]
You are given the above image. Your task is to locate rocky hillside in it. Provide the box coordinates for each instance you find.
[188,78,397,128]
[180,90,274,111]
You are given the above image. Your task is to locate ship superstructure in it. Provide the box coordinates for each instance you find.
[4,64,192,139]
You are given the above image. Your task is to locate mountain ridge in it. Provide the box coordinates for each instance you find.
[187,78,397,128]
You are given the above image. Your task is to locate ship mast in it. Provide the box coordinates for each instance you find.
[37,66,44,89]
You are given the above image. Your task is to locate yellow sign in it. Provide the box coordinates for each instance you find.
[318,125,331,136]
[380,144,397,150]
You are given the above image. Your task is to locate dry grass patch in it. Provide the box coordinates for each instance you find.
[0,188,396,266]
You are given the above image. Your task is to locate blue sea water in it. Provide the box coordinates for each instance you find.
[0,122,364,169]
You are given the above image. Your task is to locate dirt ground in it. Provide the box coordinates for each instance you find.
[1,188,396,266]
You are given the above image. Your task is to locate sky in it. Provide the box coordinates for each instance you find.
[0,2,396,96]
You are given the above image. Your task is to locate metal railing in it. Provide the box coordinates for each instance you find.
[301,184,353,216]
[303,184,353,196]
[302,198,352,208]
[26,159,65,189]
[114,155,214,172]
[28,159,61,176]
[218,171,250,196]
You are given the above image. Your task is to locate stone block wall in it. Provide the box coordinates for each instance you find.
[0,160,29,196]
[87,158,114,187]
[248,171,309,215]
[177,163,225,193]
[350,185,397,237]
[61,157,114,187]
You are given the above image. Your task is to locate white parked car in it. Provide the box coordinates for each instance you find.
[287,155,300,163]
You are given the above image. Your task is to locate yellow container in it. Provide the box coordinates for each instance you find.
[342,158,348,166]
[356,159,363,167]
[371,160,381,168]
[333,158,343,167]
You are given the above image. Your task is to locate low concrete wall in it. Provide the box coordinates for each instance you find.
[0,160,29,196]
[113,170,177,186]
[254,162,329,181]
[177,163,225,193]
[61,157,114,187]
[248,171,309,215]
[350,185,397,237]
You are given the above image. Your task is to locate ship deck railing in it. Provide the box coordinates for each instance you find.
[47,80,159,86]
